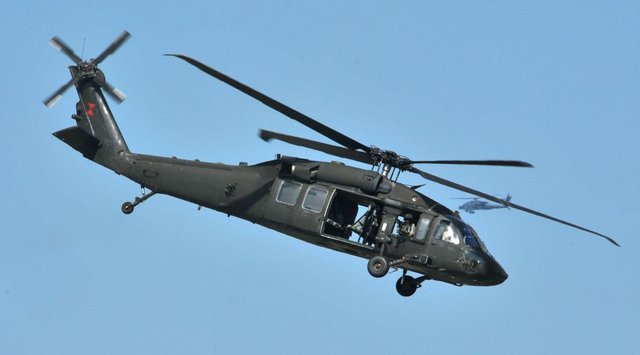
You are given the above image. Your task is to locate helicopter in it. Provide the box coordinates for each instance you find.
[457,194,512,214]
[44,32,618,297]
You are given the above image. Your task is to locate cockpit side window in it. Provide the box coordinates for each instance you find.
[434,220,460,245]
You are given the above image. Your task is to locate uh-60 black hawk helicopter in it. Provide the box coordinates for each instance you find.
[45,32,618,297]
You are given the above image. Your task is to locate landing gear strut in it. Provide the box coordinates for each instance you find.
[366,251,429,296]
[121,188,157,214]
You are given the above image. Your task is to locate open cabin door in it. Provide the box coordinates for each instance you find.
[321,189,384,246]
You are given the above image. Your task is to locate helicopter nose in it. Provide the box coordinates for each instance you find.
[486,258,508,285]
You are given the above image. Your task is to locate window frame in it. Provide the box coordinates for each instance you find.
[412,215,432,243]
[434,219,461,246]
[301,186,329,213]
[275,180,303,206]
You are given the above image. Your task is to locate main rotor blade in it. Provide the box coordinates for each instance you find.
[92,31,131,65]
[259,129,374,165]
[407,166,619,246]
[409,160,533,168]
[49,36,82,65]
[166,54,370,152]
[43,77,77,107]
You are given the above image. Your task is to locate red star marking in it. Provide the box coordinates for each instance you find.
[86,103,96,117]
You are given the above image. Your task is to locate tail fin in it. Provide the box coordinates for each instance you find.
[53,67,130,172]
[46,31,131,172]
[53,126,100,160]
[506,194,512,202]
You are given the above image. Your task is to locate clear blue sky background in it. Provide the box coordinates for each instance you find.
[1,1,639,354]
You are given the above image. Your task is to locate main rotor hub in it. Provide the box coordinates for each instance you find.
[368,146,412,171]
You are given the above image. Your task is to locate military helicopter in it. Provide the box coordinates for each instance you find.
[456,194,512,214]
[44,32,619,297]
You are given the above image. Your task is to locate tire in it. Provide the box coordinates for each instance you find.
[121,202,134,215]
[367,256,389,278]
[396,275,418,297]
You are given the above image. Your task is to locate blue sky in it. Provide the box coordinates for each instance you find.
[1,1,639,354]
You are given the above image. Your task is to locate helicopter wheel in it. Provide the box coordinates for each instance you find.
[121,202,134,215]
[396,275,418,297]
[367,256,389,278]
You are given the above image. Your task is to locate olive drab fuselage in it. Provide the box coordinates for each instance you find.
[118,151,509,288]
[47,32,615,298]
[54,69,507,288]
[54,70,507,288]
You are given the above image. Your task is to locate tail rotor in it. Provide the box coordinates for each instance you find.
[44,31,130,108]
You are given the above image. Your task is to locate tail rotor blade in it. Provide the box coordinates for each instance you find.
[49,36,82,65]
[92,31,131,65]
[95,76,127,103]
[46,31,129,108]
[43,77,77,107]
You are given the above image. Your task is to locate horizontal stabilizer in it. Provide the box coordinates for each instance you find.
[53,126,100,159]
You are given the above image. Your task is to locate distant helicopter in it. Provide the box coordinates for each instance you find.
[44,32,618,297]
[457,194,512,214]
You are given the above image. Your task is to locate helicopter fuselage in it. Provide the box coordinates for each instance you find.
[51,67,508,290]
[46,32,619,297]
[119,150,508,288]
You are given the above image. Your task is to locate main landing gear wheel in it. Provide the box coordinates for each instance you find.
[121,202,134,214]
[367,256,389,278]
[396,275,418,297]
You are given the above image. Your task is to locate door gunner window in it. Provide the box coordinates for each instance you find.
[276,180,302,206]
[302,187,328,213]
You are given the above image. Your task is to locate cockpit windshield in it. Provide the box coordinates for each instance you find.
[449,217,489,253]
[433,217,490,253]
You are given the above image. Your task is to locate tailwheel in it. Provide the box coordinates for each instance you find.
[396,275,419,297]
[121,202,134,214]
[367,256,389,278]
[121,188,157,215]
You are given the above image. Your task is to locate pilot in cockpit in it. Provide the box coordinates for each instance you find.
[436,220,460,245]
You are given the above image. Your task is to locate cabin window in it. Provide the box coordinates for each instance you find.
[276,180,302,206]
[302,186,328,213]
